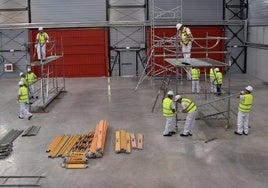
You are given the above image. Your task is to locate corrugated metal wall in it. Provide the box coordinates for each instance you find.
[30,28,109,77]
[247,0,268,82]
[31,0,106,22]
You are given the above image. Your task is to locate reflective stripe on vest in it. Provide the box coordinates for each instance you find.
[27,73,36,84]
[210,68,216,79]
[38,33,47,45]
[216,72,222,84]
[182,98,197,113]
[181,27,190,45]
[191,68,199,80]
[19,86,28,103]
[20,77,28,86]
[239,94,253,113]
[163,98,174,117]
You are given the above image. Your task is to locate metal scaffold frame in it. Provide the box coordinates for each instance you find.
[28,36,65,112]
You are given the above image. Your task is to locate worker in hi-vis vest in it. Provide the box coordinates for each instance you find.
[36,27,49,61]
[176,23,194,64]
[235,86,254,135]
[175,95,197,137]
[26,68,38,99]
[191,67,200,94]
[18,81,33,120]
[209,67,217,93]
[214,68,222,96]
[162,90,176,136]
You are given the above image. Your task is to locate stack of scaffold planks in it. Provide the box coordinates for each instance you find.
[88,120,108,158]
[46,120,108,169]
[115,130,143,154]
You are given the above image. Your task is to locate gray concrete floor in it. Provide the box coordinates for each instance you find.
[0,74,268,188]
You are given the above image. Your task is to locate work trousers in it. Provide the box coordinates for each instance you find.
[237,111,250,134]
[29,84,35,98]
[192,80,200,93]
[36,43,46,60]
[210,78,216,93]
[183,111,197,135]
[181,42,192,64]
[19,102,32,118]
[163,116,175,135]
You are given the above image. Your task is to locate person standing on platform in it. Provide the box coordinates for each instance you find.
[235,86,253,136]
[162,90,176,137]
[36,27,49,61]
[26,68,38,99]
[18,81,33,120]
[175,95,197,137]
[214,68,222,96]
[191,67,200,94]
[176,23,194,65]
[210,67,217,93]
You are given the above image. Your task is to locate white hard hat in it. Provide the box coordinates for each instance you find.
[38,27,43,31]
[167,90,174,96]
[18,81,24,86]
[245,85,253,92]
[215,68,219,72]
[19,72,24,77]
[27,68,31,72]
[176,23,182,30]
[174,95,182,102]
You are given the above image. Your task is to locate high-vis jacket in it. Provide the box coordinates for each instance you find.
[163,98,174,117]
[239,94,253,113]
[182,98,197,113]
[191,68,200,80]
[215,72,222,84]
[37,32,48,45]
[180,27,193,45]
[27,73,36,84]
[210,68,216,79]
[19,86,28,103]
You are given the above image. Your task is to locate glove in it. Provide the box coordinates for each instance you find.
[240,91,245,95]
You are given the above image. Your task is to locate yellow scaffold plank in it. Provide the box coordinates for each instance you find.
[137,133,143,150]
[115,131,121,153]
[130,133,137,149]
[126,132,131,154]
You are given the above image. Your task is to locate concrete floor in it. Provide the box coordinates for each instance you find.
[0,74,268,188]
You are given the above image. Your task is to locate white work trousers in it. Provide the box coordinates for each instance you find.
[29,84,35,98]
[182,42,192,63]
[19,102,32,118]
[36,43,46,60]
[183,111,197,135]
[192,80,200,93]
[163,116,175,135]
[237,111,250,134]
[210,78,216,93]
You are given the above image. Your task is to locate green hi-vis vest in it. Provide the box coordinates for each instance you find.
[191,68,200,80]
[20,77,28,86]
[27,73,36,84]
[38,32,47,45]
[19,86,28,103]
[181,27,192,45]
[182,98,197,113]
[239,94,253,113]
[210,68,216,79]
[215,72,222,84]
[163,98,174,117]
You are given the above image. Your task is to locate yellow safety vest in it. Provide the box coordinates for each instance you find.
[191,68,200,80]
[20,77,28,86]
[210,68,216,79]
[37,32,48,45]
[27,73,36,84]
[215,72,222,84]
[180,27,193,45]
[182,98,197,113]
[239,94,253,113]
[19,86,28,103]
[163,98,174,117]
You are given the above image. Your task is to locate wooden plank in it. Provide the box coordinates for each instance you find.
[62,163,88,169]
[130,133,137,149]
[137,133,143,150]
[115,130,121,153]
[88,122,100,156]
[120,130,127,152]
[126,132,131,154]
[101,120,108,153]
[46,135,63,152]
